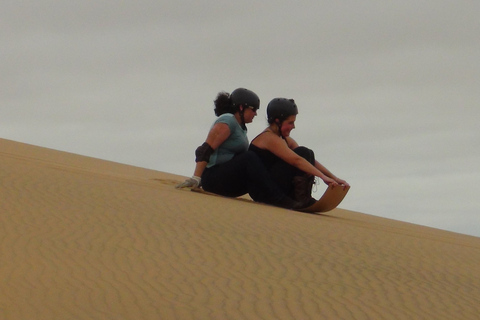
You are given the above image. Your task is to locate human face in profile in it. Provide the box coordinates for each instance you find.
[243,106,258,124]
[280,115,296,137]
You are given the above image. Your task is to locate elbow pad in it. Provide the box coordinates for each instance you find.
[195,142,214,162]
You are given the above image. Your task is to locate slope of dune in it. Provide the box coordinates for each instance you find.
[1,138,479,320]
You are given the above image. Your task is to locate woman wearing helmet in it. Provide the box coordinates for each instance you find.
[176,89,307,209]
[249,98,349,206]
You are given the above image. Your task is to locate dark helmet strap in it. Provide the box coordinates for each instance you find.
[275,120,285,140]
[239,106,247,131]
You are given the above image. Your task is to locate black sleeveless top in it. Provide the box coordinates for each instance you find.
[249,132,283,167]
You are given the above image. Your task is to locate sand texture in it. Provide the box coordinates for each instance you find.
[1,138,480,320]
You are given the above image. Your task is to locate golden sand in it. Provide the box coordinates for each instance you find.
[1,138,479,319]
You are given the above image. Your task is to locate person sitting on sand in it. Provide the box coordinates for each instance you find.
[249,97,350,207]
[176,88,310,209]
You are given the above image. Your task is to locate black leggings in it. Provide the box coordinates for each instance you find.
[201,151,287,205]
[268,146,316,196]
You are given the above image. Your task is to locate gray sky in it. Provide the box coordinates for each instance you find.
[2,1,479,236]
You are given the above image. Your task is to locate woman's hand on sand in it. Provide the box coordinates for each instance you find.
[175,176,201,189]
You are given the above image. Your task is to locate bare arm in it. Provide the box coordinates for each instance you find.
[204,123,231,150]
[287,136,349,187]
[254,134,348,187]
[194,122,230,176]
[261,135,338,186]
[314,160,349,187]
[193,161,208,178]
[176,123,231,189]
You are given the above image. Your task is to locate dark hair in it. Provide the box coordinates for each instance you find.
[213,91,236,116]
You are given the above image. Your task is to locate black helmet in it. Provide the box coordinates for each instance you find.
[230,88,260,110]
[267,98,298,122]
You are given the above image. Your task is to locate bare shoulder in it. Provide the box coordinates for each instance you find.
[252,131,281,149]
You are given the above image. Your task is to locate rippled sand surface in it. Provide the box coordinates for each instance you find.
[1,138,479,320]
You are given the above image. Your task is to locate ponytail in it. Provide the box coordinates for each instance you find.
[213,91,236,116]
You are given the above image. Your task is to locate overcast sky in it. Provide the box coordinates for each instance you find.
[2,1,479,237]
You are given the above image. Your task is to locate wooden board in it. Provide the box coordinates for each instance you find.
[188,185,349,213]
[298,185,350,213]
[189,187,254,203]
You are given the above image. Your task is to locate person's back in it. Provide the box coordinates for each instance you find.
[206,113,248,168]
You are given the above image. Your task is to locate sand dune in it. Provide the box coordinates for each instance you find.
[1,138,479,320]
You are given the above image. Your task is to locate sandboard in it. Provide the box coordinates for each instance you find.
[189,185,349,213]
[189,187,254,203]
[298,185,350,213]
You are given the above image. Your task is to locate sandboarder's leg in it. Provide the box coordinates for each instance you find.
[201,151,307,209]
[292,174,315,206]
[238,151,299,206]
[201,156,249,198]
[269,146,316,199]
[291,147,316,204]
